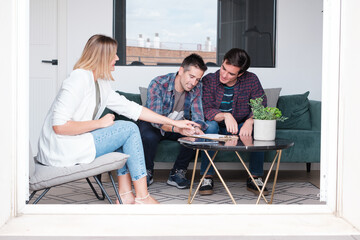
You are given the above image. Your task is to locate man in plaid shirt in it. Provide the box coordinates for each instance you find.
[199,48,269,196]
[139,54,208,189]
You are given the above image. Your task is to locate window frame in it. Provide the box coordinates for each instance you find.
[113,0,277,67]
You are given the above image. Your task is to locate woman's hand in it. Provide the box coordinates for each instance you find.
[173,119,200,130]
[98,113,115,128]
[171,120,202,136]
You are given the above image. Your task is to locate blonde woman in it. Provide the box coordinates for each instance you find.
[37,34,198,204]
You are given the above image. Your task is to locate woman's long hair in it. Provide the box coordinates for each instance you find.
[74,34,117,80]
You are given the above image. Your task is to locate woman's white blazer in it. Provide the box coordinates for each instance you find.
[37,69,142,167]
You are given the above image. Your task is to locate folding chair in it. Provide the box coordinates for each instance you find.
[28,144,128,204]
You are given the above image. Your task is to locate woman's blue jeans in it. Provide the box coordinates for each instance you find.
[90,120,146,181]
[200,120,264,177]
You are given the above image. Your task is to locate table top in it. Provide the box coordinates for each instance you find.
[178,137,294,152]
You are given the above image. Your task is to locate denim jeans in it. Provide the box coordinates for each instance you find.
[138,120,196,172]
[90,120,146,181]
[200,120,264,177]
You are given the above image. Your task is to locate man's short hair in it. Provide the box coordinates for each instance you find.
[223,48,251,74]
[181,53,207,72]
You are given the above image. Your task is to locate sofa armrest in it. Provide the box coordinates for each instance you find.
[309,100,321,131]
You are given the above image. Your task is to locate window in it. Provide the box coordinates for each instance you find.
[114,0,276,67]
[218,0,276,67]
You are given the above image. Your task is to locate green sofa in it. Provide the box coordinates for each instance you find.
[102,91,321,172]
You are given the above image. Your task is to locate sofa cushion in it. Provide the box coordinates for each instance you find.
[276,91,312,130]
[101,91,142,122]
[264,88,282,107]
[139,86,148,106]
[117,90,142,105]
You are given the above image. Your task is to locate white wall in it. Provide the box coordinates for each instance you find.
[66,0,113,74]
[66,0,323,100]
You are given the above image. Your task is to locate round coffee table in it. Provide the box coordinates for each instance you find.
[178,137,294,204]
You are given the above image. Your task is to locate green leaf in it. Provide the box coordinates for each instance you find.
[249,96,288,121]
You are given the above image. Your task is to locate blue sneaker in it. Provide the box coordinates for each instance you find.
[146,169,154,187]
[167,169,190,189]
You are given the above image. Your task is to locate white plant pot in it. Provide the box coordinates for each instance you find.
[253,119,276,141]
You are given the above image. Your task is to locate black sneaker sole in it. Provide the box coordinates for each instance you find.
[247,187,269,196]
[166,180,189,189]
[199,189,214,195]
[147,178,153,188]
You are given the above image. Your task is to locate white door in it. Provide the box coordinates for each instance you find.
[29,0,58,154]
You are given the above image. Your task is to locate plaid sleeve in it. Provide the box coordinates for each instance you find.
[190,83,208,130]
[202,73,221,121]
[146,78,165,129]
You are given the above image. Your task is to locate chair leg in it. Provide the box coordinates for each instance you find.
[108,171,122,204]
[29,188,51,204]
[93,175,113,204]
[306,163,311,172]
[86,177,105,200]
[26,190,37,204]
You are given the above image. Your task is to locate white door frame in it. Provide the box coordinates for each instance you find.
[57,0,67,89]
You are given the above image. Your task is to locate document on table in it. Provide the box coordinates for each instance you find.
[178,137,219,145]
[187,134,238,142]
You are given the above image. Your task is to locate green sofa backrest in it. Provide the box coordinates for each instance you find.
[103,91,321,132]
[101,91,142,122]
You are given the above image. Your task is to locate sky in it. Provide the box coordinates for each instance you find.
[126,0,217,49]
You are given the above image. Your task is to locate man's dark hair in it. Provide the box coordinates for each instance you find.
[181,53,207,72]
[223,48,251,74]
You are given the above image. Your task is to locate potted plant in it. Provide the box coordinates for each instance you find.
[249,96,287,140]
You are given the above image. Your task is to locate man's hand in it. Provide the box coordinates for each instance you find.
[240,135,254,146]
[175,124,203,136]
[176,127,196,136]
[224,113,238,134]
[194,126,204,135]
[224,138,238,146]
[239,118,253,136]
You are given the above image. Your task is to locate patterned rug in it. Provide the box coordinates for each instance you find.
[31,179,323,205]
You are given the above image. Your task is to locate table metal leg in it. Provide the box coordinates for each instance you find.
[188,149,199,204]
[204,150,237,204]
[270,150,282,204]
[234,151,268,204]
[188,148,283,205]
[189,151,218,204]
[256,151,279,204]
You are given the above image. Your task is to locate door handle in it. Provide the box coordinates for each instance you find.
[42,59,58,65]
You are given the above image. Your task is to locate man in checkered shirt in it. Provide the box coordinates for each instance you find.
[199,48,269,196]
[139,54,208,189]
